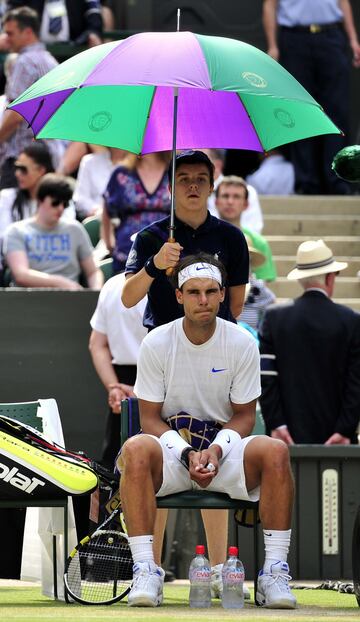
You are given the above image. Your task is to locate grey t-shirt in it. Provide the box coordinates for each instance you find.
[3,218,93,282]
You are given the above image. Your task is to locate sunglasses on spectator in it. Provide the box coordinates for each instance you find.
[14,164,29,175]
[50,198,69,208]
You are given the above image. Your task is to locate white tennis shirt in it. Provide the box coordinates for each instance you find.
[134,317,261,423]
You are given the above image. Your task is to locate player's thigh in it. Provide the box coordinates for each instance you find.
[154,437,192,497]
[207,436,260,502]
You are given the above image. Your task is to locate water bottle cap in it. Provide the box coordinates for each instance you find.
[228,546,238,556]
[195,545,205,555]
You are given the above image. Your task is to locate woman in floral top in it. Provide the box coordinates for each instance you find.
[102,152,171,273]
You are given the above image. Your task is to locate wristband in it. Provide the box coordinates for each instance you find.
[144,255,164,279]
[209,429,241,460]
[159,430,191,461]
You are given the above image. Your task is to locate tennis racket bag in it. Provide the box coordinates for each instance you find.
[0,415,107,499]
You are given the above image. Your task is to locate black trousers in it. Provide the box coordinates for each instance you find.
[279,26,351,194]
[100,364,137,469]
[0,509,25,578]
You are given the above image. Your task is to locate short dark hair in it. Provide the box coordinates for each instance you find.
[3,7,40,36]
[168,150,215,187]
[169,252,227,290]
[37,173,74,204]
[22,142,54,173]
[215,175,249,200]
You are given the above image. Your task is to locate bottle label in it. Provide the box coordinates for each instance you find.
[223,570,244,582]
[189,569,211,582]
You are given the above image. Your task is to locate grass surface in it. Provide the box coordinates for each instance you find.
[0,584,359,622]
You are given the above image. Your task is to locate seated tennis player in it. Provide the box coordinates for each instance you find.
[118,253,296,609]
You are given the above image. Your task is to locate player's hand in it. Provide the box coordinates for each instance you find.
[271,427,294,445]
[154,242,183,270]
[188,449,218,488]
[108,383,135,414]
[324,432,350,445]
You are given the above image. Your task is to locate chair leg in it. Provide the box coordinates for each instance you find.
[63,499,68,600]
[64,499,68,560]
[52,535,58,599]
[253,512,259,603]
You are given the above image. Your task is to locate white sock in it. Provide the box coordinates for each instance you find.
[129,535,155,564]
[263,529,291,572]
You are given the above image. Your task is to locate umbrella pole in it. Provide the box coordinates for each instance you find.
[169,7,181,243]
[169,85,178,242]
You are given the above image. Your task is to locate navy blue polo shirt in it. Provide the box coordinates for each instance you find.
[125,212,249,330]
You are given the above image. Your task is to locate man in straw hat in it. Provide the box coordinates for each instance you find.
[259,239,360,444]
[119,253,297,609]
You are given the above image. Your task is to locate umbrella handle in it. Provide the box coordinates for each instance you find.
[165,237,176,276]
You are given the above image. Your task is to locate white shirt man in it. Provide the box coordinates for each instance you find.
[89,273,147,467]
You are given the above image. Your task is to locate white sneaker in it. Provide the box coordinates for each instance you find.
[128,561,165,607]
[256,561,296,609]
[211,564,250,599]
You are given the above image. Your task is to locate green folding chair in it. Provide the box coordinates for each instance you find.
[120,398,260,593]
[82,216,101,248]
[98,257,114,282]
[0,400,68,599]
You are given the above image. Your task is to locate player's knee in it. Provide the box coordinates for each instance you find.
[265,437,291,472]
[121,436,152,471]
[250,436,290,470]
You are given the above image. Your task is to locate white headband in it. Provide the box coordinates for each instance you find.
[178,262,222,288]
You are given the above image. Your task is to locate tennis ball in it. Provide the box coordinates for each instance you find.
[108,537,114,544]
[332,145,360,182]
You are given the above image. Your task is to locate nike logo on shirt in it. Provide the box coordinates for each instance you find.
[211,367,227,373]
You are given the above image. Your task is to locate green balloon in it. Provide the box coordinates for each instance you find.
[332,145,360,182]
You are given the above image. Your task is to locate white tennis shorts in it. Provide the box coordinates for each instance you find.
[147,433,260,502]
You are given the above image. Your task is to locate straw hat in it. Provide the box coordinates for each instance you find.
[244,236,266,268]
[287,240,347,281]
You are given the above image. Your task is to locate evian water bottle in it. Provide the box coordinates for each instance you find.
[221,546,245,608]
[189,544,211,607]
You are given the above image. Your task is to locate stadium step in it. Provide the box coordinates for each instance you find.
[263,215,360,236]
[261,195,360,215]
[266,235,360,257]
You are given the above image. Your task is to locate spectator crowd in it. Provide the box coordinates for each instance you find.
[0,2,359,286]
